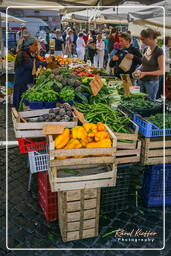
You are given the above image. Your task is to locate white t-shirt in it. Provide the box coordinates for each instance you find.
[76,37,85,49]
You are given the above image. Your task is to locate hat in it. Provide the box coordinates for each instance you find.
[24,37,36,47]
[20,23,26,28]
[22,29,30,37]
[55,29,61,34]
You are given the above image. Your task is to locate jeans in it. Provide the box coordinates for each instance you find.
[138,79,159,100]
[54,51,63,57]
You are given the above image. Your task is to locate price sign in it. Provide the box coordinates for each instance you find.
[42,124,64,135]
[72,107,86,124]
[89,74,103,96]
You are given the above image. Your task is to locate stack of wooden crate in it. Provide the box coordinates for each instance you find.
[47,125,117,242]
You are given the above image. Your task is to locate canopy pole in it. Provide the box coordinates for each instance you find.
[0,13,4,56]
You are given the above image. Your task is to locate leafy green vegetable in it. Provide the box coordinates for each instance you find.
[59,86,75,101]
[145,113,171,129]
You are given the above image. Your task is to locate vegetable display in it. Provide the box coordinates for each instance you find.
[145,113,171,129]
[26,104,74,122]
[54,123,112,159]
[75,102,130,133]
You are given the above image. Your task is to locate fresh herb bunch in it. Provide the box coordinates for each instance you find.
[59,86,75,101]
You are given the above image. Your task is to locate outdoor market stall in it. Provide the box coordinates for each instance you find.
[10,54,171,242]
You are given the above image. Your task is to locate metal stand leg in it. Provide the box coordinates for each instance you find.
[28,172,32,191]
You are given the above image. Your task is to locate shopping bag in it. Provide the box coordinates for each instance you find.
[119,56,132,72]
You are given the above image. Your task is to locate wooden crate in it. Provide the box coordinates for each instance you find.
[58,188,100,242]
[114,110,139,150]
[48,125,117,191]
[11,107,77,138]
[116,140,141,164]
[140,136,171,165]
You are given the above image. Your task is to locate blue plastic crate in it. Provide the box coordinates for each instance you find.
[44,101,56,109]
[133,114,171,137]
[140,164,171,207]
[29,101,44,110]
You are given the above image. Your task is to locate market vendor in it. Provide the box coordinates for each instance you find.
[109,32,142,78]
[13,37,47,110]
[136,28,164,100]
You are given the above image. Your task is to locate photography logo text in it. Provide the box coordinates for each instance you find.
[114,228,158,243]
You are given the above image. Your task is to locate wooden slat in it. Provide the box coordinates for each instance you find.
[53,171,114,183]
[67,212,81,222]
[148,149,171,157]
[116,148,140,156]
[67,221,80,232]
[84,199,97,209]
[82,228,96,239]
[15,121,76,130]
[84,189,97,199]
[115,133,138,141]
[66,190,81,201]
[50,147,115,157]
[147,140,171,148]
[50,156,115,167]
[117,142,136,149]
[84,209,96,219]
[116,156,140,164]
[15,130,45,138]
[67,201,81,212]
[83,219,96,229]
[51,178,114,191]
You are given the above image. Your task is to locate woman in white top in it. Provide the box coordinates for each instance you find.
[76,32,85,60]
[94,34,105,68]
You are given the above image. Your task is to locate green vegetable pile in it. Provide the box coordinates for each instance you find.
[59,86,75,101]
[75,102,130,133]
[145,113,171,129]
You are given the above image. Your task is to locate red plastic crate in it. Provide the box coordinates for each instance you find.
[18,138,47,153]
[38,172,58,222]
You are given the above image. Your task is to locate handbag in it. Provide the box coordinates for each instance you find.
[87,42,96,50]
[119,56,133,72]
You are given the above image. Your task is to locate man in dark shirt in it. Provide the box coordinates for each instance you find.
[55,29,64,57]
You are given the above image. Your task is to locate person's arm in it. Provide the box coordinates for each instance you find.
[125,48,142,65]
[82,39,86,48]
[139,55,164,79]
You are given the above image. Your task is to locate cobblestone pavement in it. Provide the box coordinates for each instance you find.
[0,104,171,256]
[0,104,16,142]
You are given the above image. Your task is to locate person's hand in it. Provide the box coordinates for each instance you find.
[112,55,119,61]
[125,53,134,60]
[139,72,146,79]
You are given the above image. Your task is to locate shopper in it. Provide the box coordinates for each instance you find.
[109,32,142,78]
[87,30,97,64]
[65,29,73,57]
[16,29,30,53]
[13,38,46,110]
[94,34,105,69]
[54,29,64,57]
[108,28,118,55]
[103,31,109,68]
[76,32,86,60]
[157,36,171,99]
[165,36,171,76]
[137,29,164,100]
